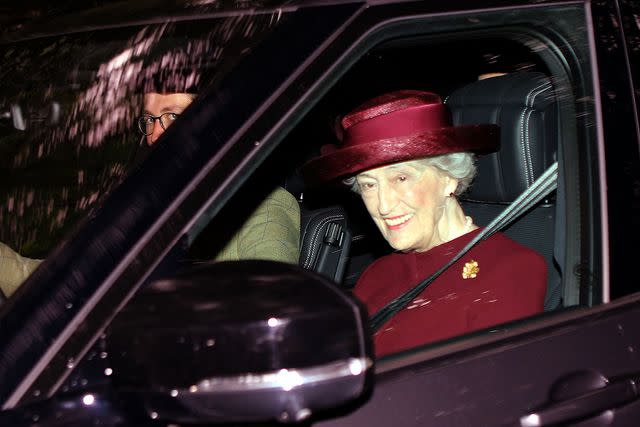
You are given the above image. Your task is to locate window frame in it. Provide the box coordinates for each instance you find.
[193,1,604,363]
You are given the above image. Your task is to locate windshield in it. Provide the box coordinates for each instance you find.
[0,13,282,299]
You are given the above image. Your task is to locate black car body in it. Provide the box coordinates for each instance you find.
[0,0,639,425]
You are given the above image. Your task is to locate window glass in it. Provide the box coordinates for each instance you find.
[0,14,283,299]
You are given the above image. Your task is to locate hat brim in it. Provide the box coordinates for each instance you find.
[302,124,500,186]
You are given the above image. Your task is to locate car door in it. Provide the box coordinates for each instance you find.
[0,1,639,426]
[311,1,640,426]
[0,0,364,411]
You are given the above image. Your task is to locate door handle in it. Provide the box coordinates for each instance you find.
[520,376,639,426]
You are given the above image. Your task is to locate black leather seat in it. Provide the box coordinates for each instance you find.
[284,168,352,284]
[298,204,351,283]
[446,72,562,310]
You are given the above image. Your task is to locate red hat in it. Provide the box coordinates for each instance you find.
[302,90,500,185]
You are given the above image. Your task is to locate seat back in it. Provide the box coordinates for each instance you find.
[284,167,352,284]
[299,205,352,283]
[446,72,562,310]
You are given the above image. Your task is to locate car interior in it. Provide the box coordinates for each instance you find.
[186,35,567,312]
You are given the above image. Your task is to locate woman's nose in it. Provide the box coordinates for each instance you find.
[377,186,397,215]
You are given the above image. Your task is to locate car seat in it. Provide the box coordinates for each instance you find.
[445,72,562,310]
[284,169,352,284]
[299,204,351,283]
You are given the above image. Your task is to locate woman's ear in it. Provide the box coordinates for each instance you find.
[443,175,459,197]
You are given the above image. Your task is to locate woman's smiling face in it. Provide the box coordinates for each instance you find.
[357,160,454,252]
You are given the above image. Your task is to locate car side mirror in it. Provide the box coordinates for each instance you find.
[106,260,374,424]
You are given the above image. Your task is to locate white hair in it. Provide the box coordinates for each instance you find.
[344,152,477,195]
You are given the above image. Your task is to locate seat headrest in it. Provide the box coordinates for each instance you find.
[446,72,558,202]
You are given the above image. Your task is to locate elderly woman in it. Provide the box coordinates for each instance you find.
[303,90,547,357]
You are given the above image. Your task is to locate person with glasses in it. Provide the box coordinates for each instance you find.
[0,90,301,299]
[137,92,196,146]
[136,90,301,264]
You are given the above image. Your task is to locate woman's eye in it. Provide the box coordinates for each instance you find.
[397,175,408,183]
[360,182,376,191]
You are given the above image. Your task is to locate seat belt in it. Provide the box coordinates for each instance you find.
[370,162,559,332]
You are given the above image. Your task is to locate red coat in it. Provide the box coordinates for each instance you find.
[354,229,547,357]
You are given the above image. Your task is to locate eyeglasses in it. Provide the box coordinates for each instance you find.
[137,112,180,136]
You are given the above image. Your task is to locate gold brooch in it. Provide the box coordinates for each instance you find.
[462,260,479,279]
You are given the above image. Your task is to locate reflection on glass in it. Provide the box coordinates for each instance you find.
[0,14,283,298]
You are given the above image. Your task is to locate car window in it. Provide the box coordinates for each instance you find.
[0,13,284,299]
[174,3,599,358]
[339,8,595,356]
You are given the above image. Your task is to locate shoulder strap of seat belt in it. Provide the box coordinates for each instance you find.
[370,162,559,332]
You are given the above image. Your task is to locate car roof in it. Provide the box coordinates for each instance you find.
[0,0,570,42]
[0,0,368,42]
